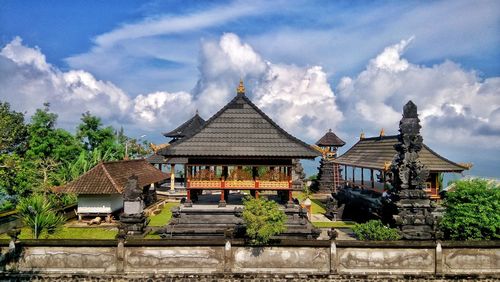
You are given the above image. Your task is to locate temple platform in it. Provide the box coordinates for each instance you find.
[156,192,321,240]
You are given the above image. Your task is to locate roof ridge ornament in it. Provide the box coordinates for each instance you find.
[237,79,245,95]
[380,128,385,137]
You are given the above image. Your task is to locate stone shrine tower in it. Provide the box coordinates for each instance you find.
[391,101,436,240]
[314,129,345,193]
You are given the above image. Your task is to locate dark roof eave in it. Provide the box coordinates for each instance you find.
[332,159,466,173]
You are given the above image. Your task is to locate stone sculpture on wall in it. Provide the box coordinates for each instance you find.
[119,175,147,237]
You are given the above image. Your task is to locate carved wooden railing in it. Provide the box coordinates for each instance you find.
[188,180,291,189]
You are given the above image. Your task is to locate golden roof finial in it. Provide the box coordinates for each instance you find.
[380,128,385,137]
[360,130,365,140]
[237,79,245,95]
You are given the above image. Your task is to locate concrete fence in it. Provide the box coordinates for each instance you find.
[0,239,499,279]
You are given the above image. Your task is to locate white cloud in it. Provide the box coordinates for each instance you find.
[94,1,267,48]
[194,33,344,141]
[336,38,500,150]
[0,37,195,133]
[1,34,343,143]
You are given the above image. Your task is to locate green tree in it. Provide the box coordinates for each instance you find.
[24,103,83,189]
[440,178,499,240]
[17,194,66,239]
[0,153,39,198]
[26,103,82,164]
[242,196,287,244]
[352,220,401,240]
[76,112,116,152]
[0,101,28,154]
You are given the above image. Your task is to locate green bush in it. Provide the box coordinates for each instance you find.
[242,196,287,245]
[440,178,499,240]
[46,192,77,209]
[352,220,401,240]
[17,194,66,239]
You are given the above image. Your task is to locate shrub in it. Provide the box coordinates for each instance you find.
[17,194,66,239]
[46,192,77,209]
[440,178,499,240]
[242,196,287,245]
[352,220,401,240]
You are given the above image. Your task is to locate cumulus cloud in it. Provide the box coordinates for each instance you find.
[0,37,131,123]
[337,38,500,149]
[194,33,344,141]
[1,34,343,142]
[0,37,195,132]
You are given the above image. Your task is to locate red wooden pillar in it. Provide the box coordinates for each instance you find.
[219,189,226,207]
[255,190,259,199]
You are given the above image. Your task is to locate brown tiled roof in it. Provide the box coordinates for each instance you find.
[316,129,345,147]
[333,135,468,172]
[60,159,168,194]
[158,92,320,159]
[163,113,206,138]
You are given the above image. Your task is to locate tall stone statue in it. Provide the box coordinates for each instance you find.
[391,101,435,240]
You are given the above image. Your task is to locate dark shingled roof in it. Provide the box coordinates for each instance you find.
[60,159,168,194]
[333,135,468,172]
[146,153,165,164]
[316,129,345,147]
[163,113,206,138]
[159,93,320,159]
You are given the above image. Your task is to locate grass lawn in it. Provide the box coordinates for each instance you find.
[147,202,180,227]
[312,221,356,228]
[0,226,117,240]
[292,191,326,214]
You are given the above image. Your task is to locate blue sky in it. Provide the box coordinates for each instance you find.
[0,0,499,178]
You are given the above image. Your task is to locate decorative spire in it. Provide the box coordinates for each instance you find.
[379,128,385,137]
[360,130,365,140]
[237,79,245,95]
[195,109,199,115]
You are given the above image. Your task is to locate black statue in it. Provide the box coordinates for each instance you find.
[123,175,143,202]
[390,101,435,240]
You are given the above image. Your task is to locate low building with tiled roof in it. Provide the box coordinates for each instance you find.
[333,134,469,199]
[59,159,167,218]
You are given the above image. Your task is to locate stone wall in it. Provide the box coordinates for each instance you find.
[0,239,498,280]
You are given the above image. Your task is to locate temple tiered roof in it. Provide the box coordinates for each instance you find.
[333,135,468,172]
[316,129,345,147]
[163,112,206,139]
[159,84,319,159]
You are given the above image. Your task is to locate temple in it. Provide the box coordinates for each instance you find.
[313,129,345,193]
[333,131,469,199]
[157,80,320,207]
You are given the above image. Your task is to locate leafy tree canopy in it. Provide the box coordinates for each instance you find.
[440,178,499,240]
[76,112,116,152]
[26,103,82,163]
[0,101,28,154]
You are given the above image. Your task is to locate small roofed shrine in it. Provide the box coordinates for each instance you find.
[313,129,345,193]
[57,159,168,220]
[158,80,320,207]
[333,130,469,199]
